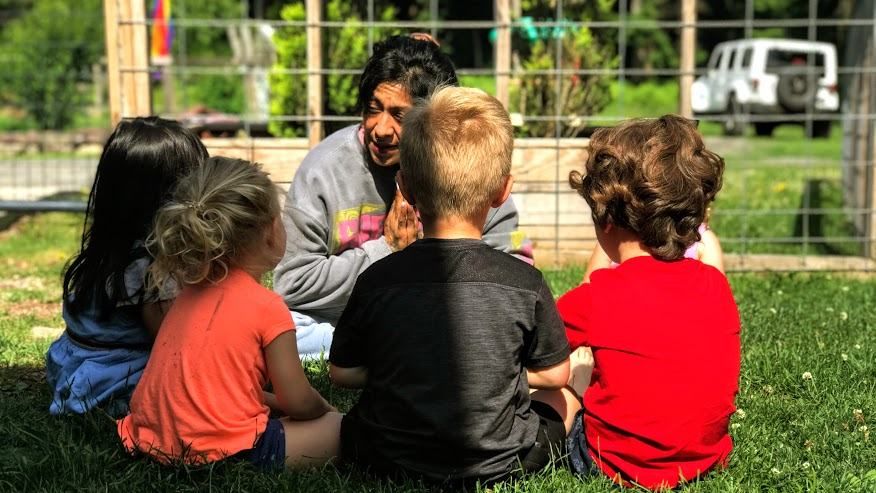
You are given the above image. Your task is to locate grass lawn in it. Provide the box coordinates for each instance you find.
[707,126,858,257]
[1,212,875,491]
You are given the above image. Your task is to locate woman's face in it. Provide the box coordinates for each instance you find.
[362,82,413,167]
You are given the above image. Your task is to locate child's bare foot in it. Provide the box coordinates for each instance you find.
[568,346,594,398]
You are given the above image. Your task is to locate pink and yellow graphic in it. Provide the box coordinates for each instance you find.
[150,0,172,66]
[333,204,387,253]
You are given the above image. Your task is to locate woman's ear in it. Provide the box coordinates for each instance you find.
[491,175,514,208]
[396,171,415,205]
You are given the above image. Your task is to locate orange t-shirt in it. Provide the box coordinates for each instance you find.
[117,268,294,464]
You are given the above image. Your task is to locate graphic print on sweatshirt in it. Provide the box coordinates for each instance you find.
[333,203,386,253]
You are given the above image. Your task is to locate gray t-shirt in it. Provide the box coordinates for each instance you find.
[331,238,569,483]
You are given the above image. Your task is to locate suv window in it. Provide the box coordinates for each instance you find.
[741,48,753,68]
[727,49,737,70]
[765,49,826,75]
[709,49,724,70]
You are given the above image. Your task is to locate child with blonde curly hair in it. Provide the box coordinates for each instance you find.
[558,115,740,489]
[117,157,340,469]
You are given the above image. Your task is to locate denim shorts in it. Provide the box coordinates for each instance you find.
[566,409,598,476]
[233,418,286,470]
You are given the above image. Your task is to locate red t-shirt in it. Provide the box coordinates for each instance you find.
[558,256,740,489]
[117,268,294,464]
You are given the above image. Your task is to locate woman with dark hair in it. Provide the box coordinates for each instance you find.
[274,35,533,359]
[46,117,208,416]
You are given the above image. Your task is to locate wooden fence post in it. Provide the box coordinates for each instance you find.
[306,0,323,147]
[495,0,511,109]
[678,0,696,119]
[103,0,151,126]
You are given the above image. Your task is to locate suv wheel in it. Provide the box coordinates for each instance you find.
[807,120,831,139]
[777,67,818,113]
[722,95,745,136]
[754,122,776,137]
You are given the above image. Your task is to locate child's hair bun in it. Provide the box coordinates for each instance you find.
[147,157,280,287]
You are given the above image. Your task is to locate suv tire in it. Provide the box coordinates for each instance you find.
[777,67,818,113]
[754,122,776,137]
[722,95,745,136]
[807,120,831,139]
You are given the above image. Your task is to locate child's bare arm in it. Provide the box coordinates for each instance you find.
[262,391,282,412]
[329,364,368,389]
[142,300,173,340]
[699,229,725,273]
[526,358,570,390]
[583,242,612,283]
[265,331,336,420]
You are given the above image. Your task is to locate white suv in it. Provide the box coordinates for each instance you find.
[691,38,839,138]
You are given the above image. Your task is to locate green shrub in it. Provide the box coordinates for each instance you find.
[0,0,103,130]
[269,1,399,137]
[185,74,245,114]
[510,2,617,137]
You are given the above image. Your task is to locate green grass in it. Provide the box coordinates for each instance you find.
[1,213,875,491]
[708,127,857,256]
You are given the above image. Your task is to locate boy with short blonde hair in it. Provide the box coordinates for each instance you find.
[329,86,575,486]
[398,86,513,221]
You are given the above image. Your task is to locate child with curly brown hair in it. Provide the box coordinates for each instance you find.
[557,115,741,489]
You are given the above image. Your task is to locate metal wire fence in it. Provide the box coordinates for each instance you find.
[2,0,875,270]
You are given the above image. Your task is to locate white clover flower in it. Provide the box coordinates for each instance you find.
[855,344,862,350]
[770,467,782,475]
[842,353,849,361]
[735,409,747,419]
[860,425,869,433]
[764,385,774,395]
[840,311,848,321]
[802,462,811,470]
[731,423,741,430]
[802,371,813,381]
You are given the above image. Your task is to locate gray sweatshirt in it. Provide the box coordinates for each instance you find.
[273,125,534,324]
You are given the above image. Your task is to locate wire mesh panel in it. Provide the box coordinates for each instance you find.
[96,0,876,270]
[0,3,106,212]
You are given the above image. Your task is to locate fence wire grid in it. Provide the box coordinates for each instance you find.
[2,0,875,271]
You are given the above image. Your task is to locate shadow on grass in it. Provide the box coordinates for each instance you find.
[0,362,432,492]
[792,179,861,256]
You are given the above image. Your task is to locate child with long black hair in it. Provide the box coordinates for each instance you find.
[46,117,208,416]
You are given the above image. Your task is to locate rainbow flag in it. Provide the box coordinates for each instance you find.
[150,0,172,65]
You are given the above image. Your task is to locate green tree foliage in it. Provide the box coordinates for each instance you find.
[512,0,618,137]
[268,0,399,137]
[625,0,677,78]
[180,0,247,57]
[267,2,306,137]
[0,0,103,129]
